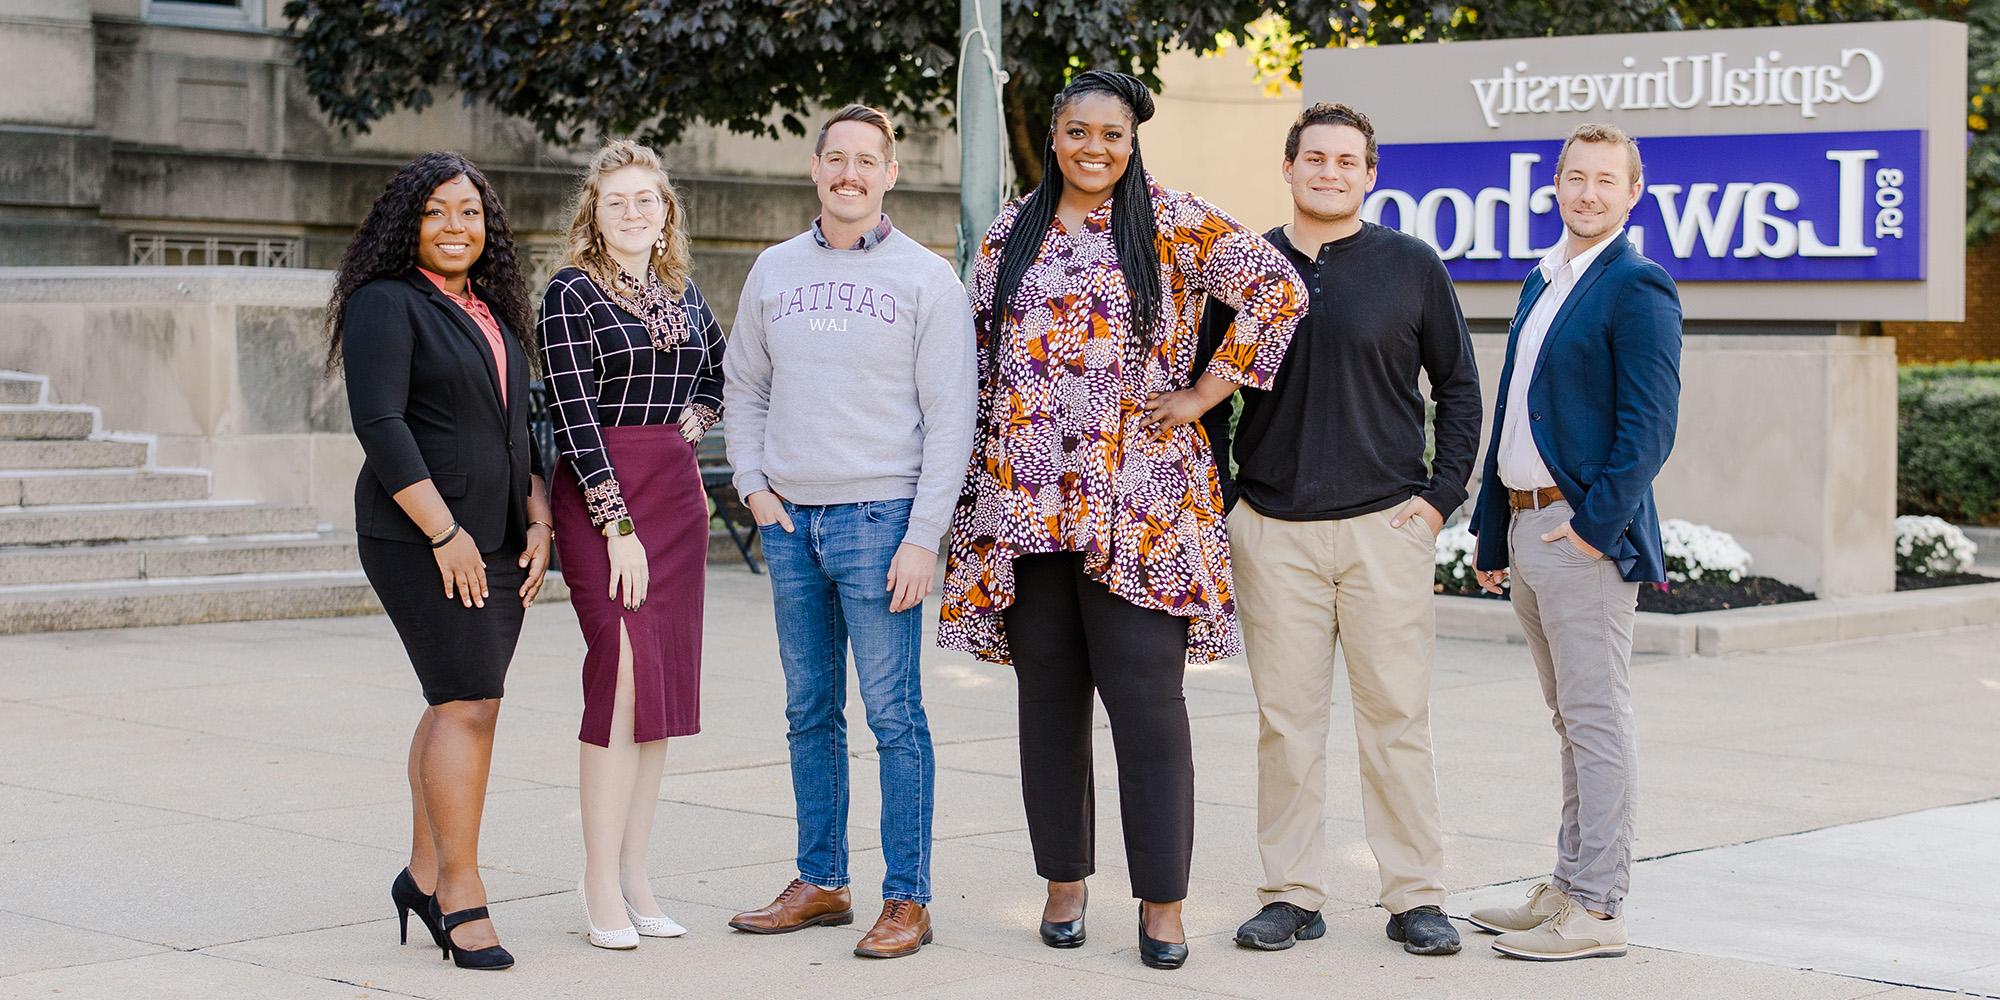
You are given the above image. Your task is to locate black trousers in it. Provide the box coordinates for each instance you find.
[1004,553,1194,902]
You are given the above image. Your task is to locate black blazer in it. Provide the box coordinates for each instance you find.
[342,270,540,554]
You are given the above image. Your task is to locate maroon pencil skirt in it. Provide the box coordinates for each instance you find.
[552,424,705,747]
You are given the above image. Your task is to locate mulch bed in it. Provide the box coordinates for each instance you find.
[1896,571,1999,591]
[1438,575,1816,614]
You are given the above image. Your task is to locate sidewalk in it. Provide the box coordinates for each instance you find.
[2,562,1995,999]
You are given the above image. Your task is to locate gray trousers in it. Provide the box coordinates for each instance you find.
[1507,501,1639,916]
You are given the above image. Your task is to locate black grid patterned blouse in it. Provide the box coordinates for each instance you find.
[538,266,725,526]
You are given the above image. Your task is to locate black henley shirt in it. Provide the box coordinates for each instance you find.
[1196,221,1482,522]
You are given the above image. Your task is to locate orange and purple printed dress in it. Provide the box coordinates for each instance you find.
[939,176,1306,664]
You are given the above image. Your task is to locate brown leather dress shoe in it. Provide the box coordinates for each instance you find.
[853,899,932,959]
[728,879,854,934]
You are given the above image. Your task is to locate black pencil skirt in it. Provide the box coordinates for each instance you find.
[359,535,528,705]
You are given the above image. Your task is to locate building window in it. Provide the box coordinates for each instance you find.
[145,0,261,31]
[130,234,302,268]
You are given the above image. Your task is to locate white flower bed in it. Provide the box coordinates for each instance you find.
[1895,515,1978,576]
[1660,518,1752,583]
[1432,517,1755,588]
[1433,521,1481,591]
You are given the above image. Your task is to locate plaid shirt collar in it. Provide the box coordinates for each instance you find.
[811,213,894,251]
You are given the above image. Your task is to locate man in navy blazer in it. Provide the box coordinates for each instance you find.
[1464,124,1682,962]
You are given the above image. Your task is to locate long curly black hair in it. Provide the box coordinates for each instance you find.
[991,70,1162,355]
[323,151,535,374]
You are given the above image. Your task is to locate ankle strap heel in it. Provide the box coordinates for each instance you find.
[432,901,515,971]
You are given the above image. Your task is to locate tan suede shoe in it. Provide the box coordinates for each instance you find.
[1491,900,1627,961]
[853,900,932,959]
[1467,880,1567,934]
[727,879,854,934]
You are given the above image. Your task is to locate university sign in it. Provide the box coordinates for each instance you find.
[1301,20,1966,321]
[1366,129,1924,283]
[1469,48,1883,127]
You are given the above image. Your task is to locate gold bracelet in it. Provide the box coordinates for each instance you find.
[528,518,554,533]
[427,520,458,546]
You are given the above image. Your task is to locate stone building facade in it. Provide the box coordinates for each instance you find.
[0,0,963,324]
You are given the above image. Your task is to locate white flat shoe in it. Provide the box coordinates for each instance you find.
[625,899,687,938]
[580,879,639,950]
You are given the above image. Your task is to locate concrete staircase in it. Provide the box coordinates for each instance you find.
[0,369,378,634]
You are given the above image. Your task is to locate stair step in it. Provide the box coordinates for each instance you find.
[0,501,320,546]
[0,534,359,585]
[0,374,43,405]
[0,470,209,506]
[0,406,96,441]
[0,570,571,635]
[0,439,150,470]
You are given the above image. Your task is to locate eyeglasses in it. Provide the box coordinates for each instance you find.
[598,193,663,218]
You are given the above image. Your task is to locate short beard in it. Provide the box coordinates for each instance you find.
[1564,210,1625,242]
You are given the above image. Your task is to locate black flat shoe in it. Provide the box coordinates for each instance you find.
[1138,917,1188,970]
[431,900,515,970]
[391,868,446,949]
[1039,886,1087,949]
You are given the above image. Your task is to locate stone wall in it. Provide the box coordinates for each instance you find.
[0,267,361,526]
[0,0,965,327]
[1466,331,1897,597]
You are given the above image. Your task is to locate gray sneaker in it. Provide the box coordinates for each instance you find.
[1466,881,1566,934]
[1491,899,1626,961]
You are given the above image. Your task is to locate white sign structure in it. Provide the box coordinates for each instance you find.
[1301,20,1966,322]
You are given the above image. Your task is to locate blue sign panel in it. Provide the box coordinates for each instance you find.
[1364,129,1924,282]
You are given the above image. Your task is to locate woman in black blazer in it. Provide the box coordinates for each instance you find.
[327,151,551,971]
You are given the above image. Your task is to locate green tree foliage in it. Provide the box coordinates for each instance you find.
[284,2,1990,237]
[280,1,1371,188]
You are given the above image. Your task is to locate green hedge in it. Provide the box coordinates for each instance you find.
[1899,362,2000,526]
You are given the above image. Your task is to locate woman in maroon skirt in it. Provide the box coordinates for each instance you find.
[540,139,720,949]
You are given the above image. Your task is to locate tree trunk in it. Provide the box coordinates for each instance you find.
[1003,77,1043,193]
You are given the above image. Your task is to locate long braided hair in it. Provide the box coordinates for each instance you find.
[990,70,1163,357]
[323,151,535,374]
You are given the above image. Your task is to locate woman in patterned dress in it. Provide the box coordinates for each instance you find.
[939,70,1306,969]
[540,140,723,949]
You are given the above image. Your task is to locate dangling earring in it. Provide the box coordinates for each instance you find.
[654,231,666,258]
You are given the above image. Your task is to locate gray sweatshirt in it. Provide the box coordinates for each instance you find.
[722,227,976,552]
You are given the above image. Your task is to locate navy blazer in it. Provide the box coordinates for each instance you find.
[342,270,541,554]
[1468,236,1682,583]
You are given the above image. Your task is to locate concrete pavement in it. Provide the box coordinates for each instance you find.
[2,562,1996,999]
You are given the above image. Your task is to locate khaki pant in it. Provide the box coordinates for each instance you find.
[1229,503,1446,914]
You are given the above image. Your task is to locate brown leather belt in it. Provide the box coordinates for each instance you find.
[1508,485,1565,511]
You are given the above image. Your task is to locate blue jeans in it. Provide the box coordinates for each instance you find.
[759,497,934,903]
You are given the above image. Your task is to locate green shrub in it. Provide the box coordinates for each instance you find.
[1899,363,2000,526]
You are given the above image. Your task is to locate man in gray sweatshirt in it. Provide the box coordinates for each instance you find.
[721,104,976,960]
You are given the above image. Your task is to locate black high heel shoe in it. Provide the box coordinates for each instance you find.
[391,868,446,949]
[1039,885,1087,948]
[1138,905,1189,970]
[430,898,515,971]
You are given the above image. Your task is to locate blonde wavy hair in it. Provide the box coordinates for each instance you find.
[562,139,692,295]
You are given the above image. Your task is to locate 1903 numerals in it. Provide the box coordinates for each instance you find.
[1875,168,1906,239]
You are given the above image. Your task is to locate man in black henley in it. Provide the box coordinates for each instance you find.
[1199,102,1481,957]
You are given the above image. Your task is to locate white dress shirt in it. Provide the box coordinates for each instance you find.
[1497,230,1624,491]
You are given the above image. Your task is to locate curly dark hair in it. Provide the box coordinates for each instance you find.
[991,70,1162,358]
[323,151,535,374]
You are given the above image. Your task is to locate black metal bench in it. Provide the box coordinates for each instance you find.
[698,422,762,573]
